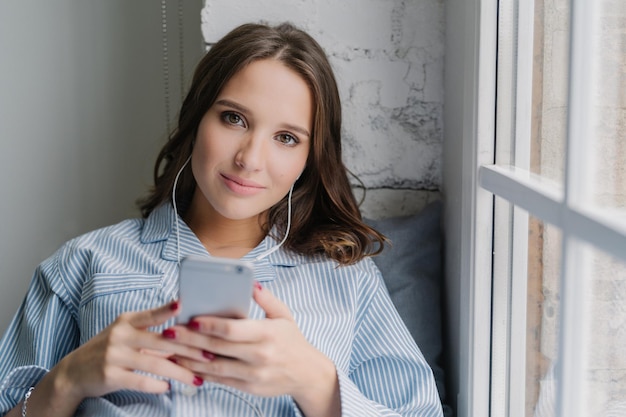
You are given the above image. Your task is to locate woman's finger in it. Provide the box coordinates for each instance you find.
[181,286,292,344]
[119,349,201,388]
[100,366,172,394]
[176,350,304,398]
[139,348,173,358]
[161,322,251,361]
[183,317,262,344]
[174,354,251,382]
[127,300,180,329]
[124,324,210,363]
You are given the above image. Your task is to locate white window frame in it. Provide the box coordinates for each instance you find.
[442,0,497,416]
[482,1,626,415]
[444,1,626,417]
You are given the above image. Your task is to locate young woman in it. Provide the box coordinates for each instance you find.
[0,23,443,417]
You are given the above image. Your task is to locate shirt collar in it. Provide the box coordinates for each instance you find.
[140,203,206,261]
[139,203,311,276]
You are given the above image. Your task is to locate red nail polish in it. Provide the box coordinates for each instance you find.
[202,350,215,361]
[170,301,179,311]
[162,328,176,339]
[168,357,178,364]
[193,376,204,386]
[254,281,262,291]
[188,320,200,331]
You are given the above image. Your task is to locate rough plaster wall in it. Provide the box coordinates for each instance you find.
[201,0,444,219]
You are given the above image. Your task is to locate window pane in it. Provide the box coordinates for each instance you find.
[526,216,561,417]
[583,244,626,416]
[523,228,626,417]
[589,0,626,212]
[530,0,570,184]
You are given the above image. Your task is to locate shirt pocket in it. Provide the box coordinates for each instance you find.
[79,273,163,341]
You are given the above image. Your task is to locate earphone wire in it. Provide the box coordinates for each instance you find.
[171,155,294,263]
[254,182,293,261]
[172,155,191,265]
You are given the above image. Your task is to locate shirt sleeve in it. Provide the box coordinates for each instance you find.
[0,253,80,416]
[339,271,444,417]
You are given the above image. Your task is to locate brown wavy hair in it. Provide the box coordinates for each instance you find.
[137,22,385,265]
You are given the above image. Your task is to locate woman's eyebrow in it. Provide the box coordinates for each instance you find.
[283,123,310,138]
[215,99,250,114]
[215,98,310,138]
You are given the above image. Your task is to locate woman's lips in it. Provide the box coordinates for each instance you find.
[221,173,265,196]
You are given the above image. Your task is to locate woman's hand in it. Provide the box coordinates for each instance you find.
[167,284,341,417]
[52,301,204,401]
[5,301,208,417]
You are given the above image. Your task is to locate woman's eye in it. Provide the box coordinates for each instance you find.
[223,112,245,126]
[276,133,298,146]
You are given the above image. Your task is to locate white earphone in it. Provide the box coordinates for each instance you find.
[171,155,297,263]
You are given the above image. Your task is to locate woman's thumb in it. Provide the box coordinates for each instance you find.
[252,282,292,320]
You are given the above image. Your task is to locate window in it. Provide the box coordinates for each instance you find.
[479,1,626,417]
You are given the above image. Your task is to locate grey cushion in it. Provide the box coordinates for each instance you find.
[366,200,451,415]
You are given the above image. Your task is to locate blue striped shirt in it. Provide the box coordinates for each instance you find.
[0,203,443,416]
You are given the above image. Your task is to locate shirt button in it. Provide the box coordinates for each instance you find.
[181,385,197,397]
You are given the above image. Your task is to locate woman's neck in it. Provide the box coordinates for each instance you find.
[184,200,266,259]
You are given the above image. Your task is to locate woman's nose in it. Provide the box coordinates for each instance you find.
[234,132,265,172]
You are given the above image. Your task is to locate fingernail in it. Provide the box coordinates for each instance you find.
[202,350,215,361]
[188,320,200,331]
[193,376,204,386]
[162,328,176,339]
[168,357,178,364]
[170,301,179,311]
[254,281,262,291]
[167,382,172,391]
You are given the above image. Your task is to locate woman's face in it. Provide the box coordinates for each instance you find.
[191,59,312,222]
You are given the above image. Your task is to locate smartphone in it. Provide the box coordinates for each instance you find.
[176,255,255,323]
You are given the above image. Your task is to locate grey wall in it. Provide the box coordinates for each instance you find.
[0,0,203,333]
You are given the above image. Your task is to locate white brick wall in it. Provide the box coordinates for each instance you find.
[201,0,445,218]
